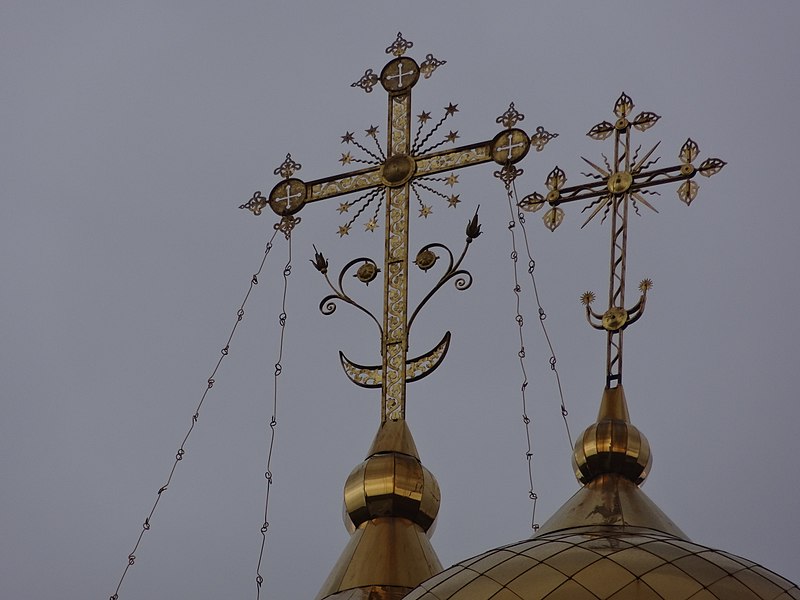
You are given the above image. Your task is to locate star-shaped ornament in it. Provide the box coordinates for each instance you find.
[445,103,459,116]
[340,152,352,165]
[365,125,379,138]
[337,202,350,214]
[364,218,379,232]
[445,130,459,143]
[417,111,431,124]
[447,194,460,207]
[341,131,354,144]
[446,173,459,187]
[419,204,432,218]
[338,224,351,237]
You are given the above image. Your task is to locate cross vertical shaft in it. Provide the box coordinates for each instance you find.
[606,124,631,387]
[383,92,412,421]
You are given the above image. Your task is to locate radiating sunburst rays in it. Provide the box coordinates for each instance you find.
[335,103,464,236]
[519,92,725,232]
[578,151,662,230]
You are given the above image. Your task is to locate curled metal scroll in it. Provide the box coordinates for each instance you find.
[582,279,652,333]
[315,210,481,391]
[407,210,480,333]
[318,256,383,339]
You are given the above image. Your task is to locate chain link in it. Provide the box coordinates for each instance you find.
[109,231,279,600]
[502,173,574,532]
[254,232,292,599]
[510,178,573,450]
[503,182,540,532]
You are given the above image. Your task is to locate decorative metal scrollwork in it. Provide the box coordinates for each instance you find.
[312,251,383,338]
[407,209,481,332]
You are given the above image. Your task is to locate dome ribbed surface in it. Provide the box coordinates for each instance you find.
[404,527,799,600]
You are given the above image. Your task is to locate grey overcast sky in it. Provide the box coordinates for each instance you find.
[2,2,799,598]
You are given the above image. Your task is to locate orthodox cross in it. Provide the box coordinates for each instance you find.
[521,92,725,388]
[241,33,556,422]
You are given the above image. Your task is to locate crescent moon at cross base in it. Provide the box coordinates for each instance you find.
[339,331,452,389]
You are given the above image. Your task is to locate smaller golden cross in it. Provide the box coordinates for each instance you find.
[521,92,725,388]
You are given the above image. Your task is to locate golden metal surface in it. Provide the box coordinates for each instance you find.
[380,154,417,187]
[607,170,632,194]
[340,332,451,389]
[319,408,443,599]
[405,456,800,599]
[574,421,651,485]
[344,434,439,532]
[380,57,420,94]
[382,93,412,422]
[362,455,396,499]
[489,128,531,164]
[572,386,651,486]
[413,144,492,176]
[406,524,800,599]
[405,334,449,381]
[310,169,384,203]
[601,306,628,332]
[595,384,631,421]
[414,248,437,271]
[536,474,683,537]
[407,443,799,597]
[317,517,443,600]
[366,419,420,458]
[355,262,379,284]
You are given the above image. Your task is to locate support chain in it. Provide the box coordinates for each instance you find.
[511,178,573,451]
[109,230,280,600]
[502,178,574,532]
[255,231,293,598]
[503,181,540,532]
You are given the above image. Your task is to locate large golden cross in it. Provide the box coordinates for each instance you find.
[521,92,725,388]
[242,34,555,422]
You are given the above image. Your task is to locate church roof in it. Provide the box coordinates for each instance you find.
[404,525,800,600]
[403,387,799,599]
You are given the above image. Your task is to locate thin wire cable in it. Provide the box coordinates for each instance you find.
[254,231,292,598]
[502,180,539,531]
[109,230,280,600]
[510,178,574,450]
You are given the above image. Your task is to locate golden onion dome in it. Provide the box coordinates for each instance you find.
[317,419,443,600]
[572,386,651,485]
[343,435,440,533]
[405,385,799,599]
